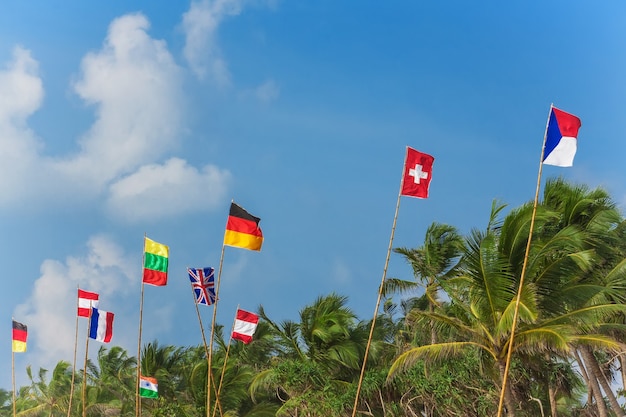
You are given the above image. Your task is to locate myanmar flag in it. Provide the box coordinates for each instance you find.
[143,237,169,286]
[223,202,263,251]
[12,320,27,353]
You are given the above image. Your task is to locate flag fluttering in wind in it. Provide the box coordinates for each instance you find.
[188,267,216,306]
[224,202,264,251]
[143,237,169,286]
[12,320,27,353]
[543,106,582,167]
[139,376,159,399]
[89,308,114,343]
[401,147,434,199]
[78,289,99,317]
[232,309,259,344]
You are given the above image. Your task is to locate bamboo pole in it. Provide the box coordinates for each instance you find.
[68,286,79,417]
[496,104,552,417]
[351,148,409,417]
[211,305,238,417]
[12,348,15,417]
[188,267,224,417]
[207,245,227,417]
[82,304,93,417]
[136,235,147,417]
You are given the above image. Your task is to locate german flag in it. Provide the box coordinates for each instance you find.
[223,202,263,251]
[12,320,27,353]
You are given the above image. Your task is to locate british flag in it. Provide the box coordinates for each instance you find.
[187,267,216,306]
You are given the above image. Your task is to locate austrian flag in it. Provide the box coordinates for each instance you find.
[232,309,259,344]
[78,289,99,317]
[401,147,434,199]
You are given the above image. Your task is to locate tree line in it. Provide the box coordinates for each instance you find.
[3,178,626,417]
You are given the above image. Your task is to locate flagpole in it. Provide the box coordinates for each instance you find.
[211,305,238,417]
[188,269,224,417]
[136,235,147,417]
[68,286,80,417]
[82,304,93,417]
[12,340,15,417]
[351,148,410,417]
[207,244,226,417]
[496,104,553,417]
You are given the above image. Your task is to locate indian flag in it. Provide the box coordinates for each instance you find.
[143,237,169,286]
[139,376,158,399]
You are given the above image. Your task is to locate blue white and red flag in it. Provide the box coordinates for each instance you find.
[187,267,216,306]
[543,106,582,167]
[89,308,114,343]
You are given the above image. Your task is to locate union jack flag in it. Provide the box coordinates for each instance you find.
[187,267,216,306]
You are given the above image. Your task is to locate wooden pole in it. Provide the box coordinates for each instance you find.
[496,104,552,417]
[82,304,92,417]
[207,245,226,417]
[351,148,409,417]
[12,349,15,417]
[67,286,79,417]
[211,305,238,417]
[136,235,147,417]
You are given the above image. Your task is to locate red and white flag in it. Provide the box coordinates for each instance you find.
[400,147,434,199]
[232,309,259,344]
[78,289,99,317]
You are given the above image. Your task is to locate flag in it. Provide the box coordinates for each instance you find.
[12,320,27,353]
[89,308,114,343]
[188,267,216,306]
[78,289,99,317]
[543,106,582,167]
[232,309,259,344]
[143,237,169,286]
[139,376,159,399]
[223,202,263,251]
[400,147,434,199]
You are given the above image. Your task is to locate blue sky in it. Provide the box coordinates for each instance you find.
[2,1,626,389]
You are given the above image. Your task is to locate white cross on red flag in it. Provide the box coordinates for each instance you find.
[400,147,434,199]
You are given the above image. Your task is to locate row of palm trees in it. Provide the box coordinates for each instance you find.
[4,178,626,417]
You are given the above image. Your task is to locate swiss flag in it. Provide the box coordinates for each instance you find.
[400,147,434,199]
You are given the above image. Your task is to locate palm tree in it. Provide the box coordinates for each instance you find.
[17,361,73,417]
[387,199,626,417]
[385,222,463,345]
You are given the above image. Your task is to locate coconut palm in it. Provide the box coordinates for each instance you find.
[385,222,463,344]
[387,198,626,417]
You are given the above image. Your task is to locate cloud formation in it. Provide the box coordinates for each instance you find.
[0,13,230,220]
[182,0,244,83]
[14,235,136,370]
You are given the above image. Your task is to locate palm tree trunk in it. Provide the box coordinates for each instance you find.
[545,353,557,417]
[580,346,623,417]
[574,349,597,412]
[620,355,626,397]
[498,360,517,417]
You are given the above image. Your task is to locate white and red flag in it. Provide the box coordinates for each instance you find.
[78,289,99,317]
[232,309,259,344]
[400,147,434,199]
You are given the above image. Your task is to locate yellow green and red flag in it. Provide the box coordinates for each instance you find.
[143,237,169,286]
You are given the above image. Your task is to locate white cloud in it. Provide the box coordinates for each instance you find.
[56,13,184,187]
[106,157,231,222]
[182,0,244,83]
[0,13,232,220]
[0,46,45,203]
[13,235,136,371]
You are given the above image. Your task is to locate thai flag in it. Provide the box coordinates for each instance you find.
[89,308,114,343]
[543,107,582,167]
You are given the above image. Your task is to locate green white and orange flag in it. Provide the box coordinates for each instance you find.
[223,202,263,251]
[12,320,27,353]
[139,376,158,398]
[143,237,169,286]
